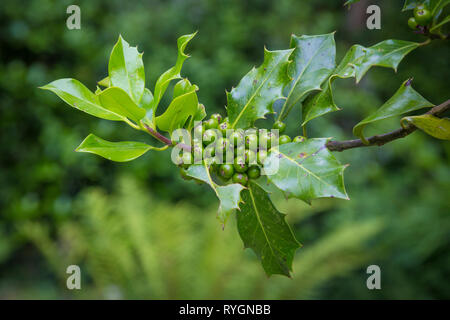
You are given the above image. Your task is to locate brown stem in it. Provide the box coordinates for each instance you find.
[143,123,192,152]
[326,99,450,152]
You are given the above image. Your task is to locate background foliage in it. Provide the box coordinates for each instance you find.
[0,0,449,298]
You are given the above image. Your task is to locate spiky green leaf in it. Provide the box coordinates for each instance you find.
[302,40,419,125]
[344,0,361,6]
[236,180,301,277]
[353,80,434,143]
[278,33,335,121]
[263,139,349,203]
[353,40,420,83]
[227,48,294,129]
[108,36,145,104]
[186,164,244,225]
[155,79,199,133]
[142,32,196,128]
[402,0,442,11]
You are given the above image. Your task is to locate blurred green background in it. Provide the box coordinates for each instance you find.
[0,0,449,299]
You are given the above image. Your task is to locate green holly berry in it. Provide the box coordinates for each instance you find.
[230,130,245,147]
[216,137,231,154]
[272,121,286,134]
[233,156,248,173]
[258,131,272,150]
[247,166,261,179]
[235,145,246,157]
[279,135,292,145]
[244,149,257,164]
[232,172,248,186]
[414,8,432,26]
[257,150,268,165]
[204,118,219,130]
[203,143,216,164]
[193,124,204,139]
[192,143,204,161]
[179,167,192,180]
[219,164,234,180]
[413,4,426,16]
[203,129,218,145]
[181,152,193,168]
[293,136,306,143]
[218,121,229,135]
[210,113,222,123]
[408,17,419,29]
[245,133,258,148]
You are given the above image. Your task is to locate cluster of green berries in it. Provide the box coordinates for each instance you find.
[178,114,305,186]
[408,3,433,30]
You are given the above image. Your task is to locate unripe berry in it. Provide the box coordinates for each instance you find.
[257,150,268,166]
[245,133,258,149]
[232,172,248,186]
[293,136,306,143]
[218,121,229,135]
[193,124,204,138]
[219,164,234,180]
[230,130,245,147]
[414,8,432,26]
[203,129,218,145]
[179,167,192,180]
[181,152,193,168]
[408,17,419,29]
[234,156,248,173]
[247,165,261,179]
[272,121,286,134]
[279,135,292,145]
[204,118,219,130]
[210,113,222,123]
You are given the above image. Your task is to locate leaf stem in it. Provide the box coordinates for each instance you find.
[142,123,192,152]
[326,99,450,152]
[124,118,142,130]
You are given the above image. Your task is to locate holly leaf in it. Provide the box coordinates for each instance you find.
[39,78,123,121]
[278,33,336,121]
[142,32,197,128]
[402,0,422,11]
[401,114,450,140]
[186,164,244,226]
[263,139,349,203]
[155,79,199,133]
[76,133,167,162]
[98,87,146,123]
[98,76,110,88]
[236,180,301,277]
[344,0,362,7]
[353,40,420,83]
[227,48,294,129]
[186,104,207,131]
[353,79,434,143]
[302,44,365,124]
[108,35,145,104]
[137,88,155,128]
[402,0,442,11]
[302,40,419,125]
[253,175,286,196]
